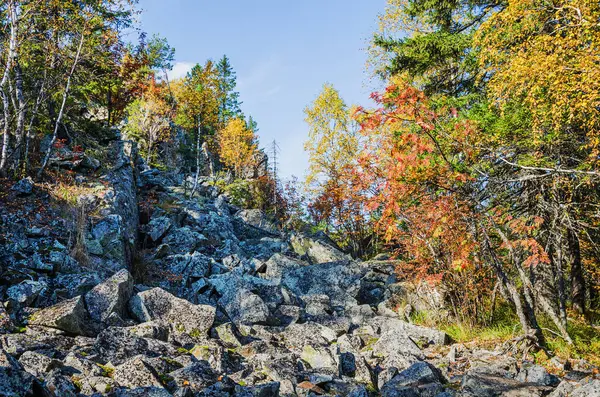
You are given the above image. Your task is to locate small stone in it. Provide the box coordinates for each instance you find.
[11,177,34,196]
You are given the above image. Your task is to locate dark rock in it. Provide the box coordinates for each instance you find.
[11,177,34,196]
[167,361,218,391]
[85,269,134,323]
[0,348,52,396]
[0,304,14,333]
[94,327,178,365]
[146,216,172,242]
[7,280,47,308]
[163,227,207,255]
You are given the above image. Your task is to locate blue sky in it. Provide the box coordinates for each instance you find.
[139,0,386,179]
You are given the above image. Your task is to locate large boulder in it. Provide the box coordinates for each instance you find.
[85,269,133,323]
[6,280,47,308]
[381,361,444,397]
[289,231,351,264]
[236,209,279,235]
[0,349,52,396]
[113,355,165,389]
[371,317,449,346]
[128,288,215,338]
[94,327,179,366]
[11,177,34,196]
[29,296,95,336]
[281,261,364,308]
[264,253,307,282]
[146,216,172,242]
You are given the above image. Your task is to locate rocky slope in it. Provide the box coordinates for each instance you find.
[0,141,598,396]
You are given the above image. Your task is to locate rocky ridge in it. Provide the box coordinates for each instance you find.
[0,142,599,396]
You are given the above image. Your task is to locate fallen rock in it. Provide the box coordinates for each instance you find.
[220,288,270,325]
[28,296,95,336]
[381,361,444,396]
[85,269,133,323]
[94,327,179,366]
[290,231,351,264]
[11,177,34,196]
[0,349,52,396]
[236,209,279,235]
[129,287,215,338]
[113,355,165,389]
[18,350,62,378]
[461,371,554,397]
[167,360,218,391]
[146,216,172,242]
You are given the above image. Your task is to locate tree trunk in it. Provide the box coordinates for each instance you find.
[24,77,47,173]
[190,116,202,198]
[568,229,586,315]
[0,0,18,174]
[13,59,26,173]
[38,28,86,179]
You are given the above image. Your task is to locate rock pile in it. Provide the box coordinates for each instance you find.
[0,146,598,396]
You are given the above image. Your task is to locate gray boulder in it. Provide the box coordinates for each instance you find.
[162,227,207,255]
[18,350,62,378]
[85,269,133,323]
[236,209,279,235]
[29,296,95,336]
[167,361,218,391]
[125,321,170,342]
[11,177,34,196]
[264,253,306,282]
[289,232,351,264]
[461,371,553,397]
[113,355,165,389]
[0,349,52,396]
[94,327,179,366]
[129,287,215,338]
[517,362,560,386]
[7,280,47,308]
[220,288,270,325]
[570,380,600,397]
[146,216,172,242]
[381,361,444,397]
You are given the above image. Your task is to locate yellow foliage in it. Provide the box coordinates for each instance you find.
[218,118,258,177]
[475,0,600,156]
[303,84,359,190]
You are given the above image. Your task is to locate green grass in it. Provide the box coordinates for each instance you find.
[410,305,600,368]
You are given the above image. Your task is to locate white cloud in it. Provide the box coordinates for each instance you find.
[168,61,194,80]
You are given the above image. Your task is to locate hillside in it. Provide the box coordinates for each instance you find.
[0,143,598,396]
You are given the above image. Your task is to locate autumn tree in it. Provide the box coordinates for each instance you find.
[218,118,258,178]
[304,84,359,189]
[474,0,600,318]
[123,91,172,164]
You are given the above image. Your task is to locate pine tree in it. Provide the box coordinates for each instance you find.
[216,55,242,126]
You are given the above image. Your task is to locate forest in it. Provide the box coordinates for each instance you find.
[0,0,599,393]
